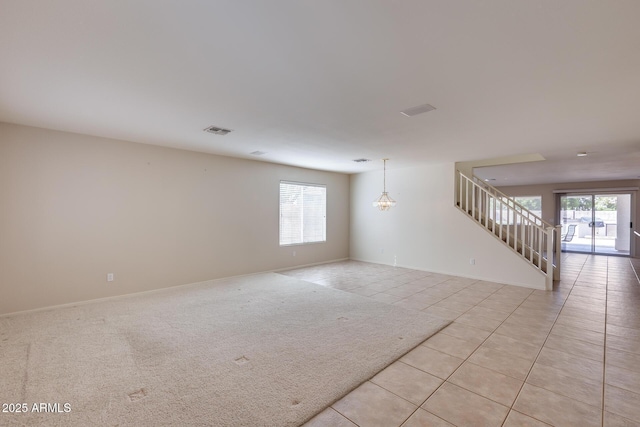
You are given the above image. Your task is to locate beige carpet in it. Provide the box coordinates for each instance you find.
[0,273,449,426]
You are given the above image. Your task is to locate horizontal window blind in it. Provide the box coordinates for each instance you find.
[279,181,326,246]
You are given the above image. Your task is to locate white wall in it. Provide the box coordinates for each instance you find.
[0,123,350,314]
[350,163,546,289]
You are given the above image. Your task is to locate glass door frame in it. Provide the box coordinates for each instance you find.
[556,190,635,257]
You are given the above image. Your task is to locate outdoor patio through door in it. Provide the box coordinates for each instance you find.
[559,193,631,256]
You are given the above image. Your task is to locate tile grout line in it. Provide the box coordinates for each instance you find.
[372,280,491,426]
[329,272,484,426]
[398,281,537,426]
[601,256,609,427]
[371,277,512,426]
[438,284,544,425]
[499,253,589,427]
[490,286,569,426]
[352,271,448,301]
[306,257,619,427]
[313,268,438,426]
[363,256,596,427]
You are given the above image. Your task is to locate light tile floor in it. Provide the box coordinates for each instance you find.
[281,254,640,427]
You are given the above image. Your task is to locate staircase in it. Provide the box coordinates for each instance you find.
[455,171,560,290]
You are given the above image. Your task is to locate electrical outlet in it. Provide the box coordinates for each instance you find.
[292,251,296,257]
[107,273,114,282]
[469,258,475,265]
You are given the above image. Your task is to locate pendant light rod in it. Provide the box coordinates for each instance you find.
[372,158,396,211]
[383,158,388,192]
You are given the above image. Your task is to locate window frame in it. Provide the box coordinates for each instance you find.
[279,180,327,247]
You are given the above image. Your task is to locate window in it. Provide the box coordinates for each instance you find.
[279,181,326,246]
[514,196,542,219]
[488,195,542,225]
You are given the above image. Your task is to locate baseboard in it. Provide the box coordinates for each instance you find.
[273,258,350,273]
[348,256,545,290]
[0,257,350,318]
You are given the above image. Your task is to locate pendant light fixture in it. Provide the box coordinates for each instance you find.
[372,158,396,211]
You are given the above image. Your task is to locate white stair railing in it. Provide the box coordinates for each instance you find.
[456,171,559,290]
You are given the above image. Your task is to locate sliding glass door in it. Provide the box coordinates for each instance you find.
[560,194,592,253]
[559,193,631,255]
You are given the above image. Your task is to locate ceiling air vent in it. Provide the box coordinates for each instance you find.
[352,158,371,163]
[204,125,233,135]
[400,103,436,117]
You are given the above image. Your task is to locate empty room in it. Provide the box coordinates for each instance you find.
[1,1,640,426]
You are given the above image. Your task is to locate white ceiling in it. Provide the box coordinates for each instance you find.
[474,144,640,186]
[1,1,640,181]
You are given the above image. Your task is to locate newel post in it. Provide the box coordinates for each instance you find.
[554,225,562,281]
[545,226,554,290]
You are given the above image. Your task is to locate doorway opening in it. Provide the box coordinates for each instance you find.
[558,193,632,256]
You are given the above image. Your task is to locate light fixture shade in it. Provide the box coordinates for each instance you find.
[373,192,396,211]
[373,158,396,211]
